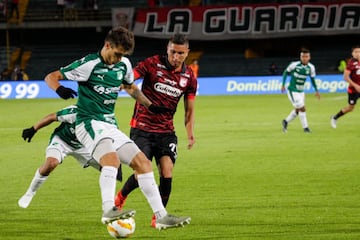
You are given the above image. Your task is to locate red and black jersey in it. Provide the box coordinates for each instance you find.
[130,55,197,133]
[347,58,360,93]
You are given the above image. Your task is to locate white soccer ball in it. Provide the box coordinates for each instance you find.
[107,217,136,238]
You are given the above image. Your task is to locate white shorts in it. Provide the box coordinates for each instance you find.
[75,120,134,165]
[287,91,305,108]
[46,135,94,168]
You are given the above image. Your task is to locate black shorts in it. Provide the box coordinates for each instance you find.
[130,128,178,164]
[348,92,360,105]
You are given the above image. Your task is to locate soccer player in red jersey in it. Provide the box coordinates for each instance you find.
[331,45,360,128]
[115,34,197,227]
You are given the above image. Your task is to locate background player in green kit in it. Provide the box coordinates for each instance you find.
[44,26,190,229]
[18,105,123,209]
[281,48,320,133]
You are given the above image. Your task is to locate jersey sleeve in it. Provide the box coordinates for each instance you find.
[59,54,99,82]
[56,105,77,124]
[309,63,316,78]
[286,61,298,72]
[185,69,198,99]
[133,56,152,79]
[120,57,134,85]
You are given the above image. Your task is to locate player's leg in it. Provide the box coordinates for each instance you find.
[155,132,178,208]
[331,93,358,128]
[115,128,153,209]
[75,121,135,224]
[18,136,67,208]
[149,133,178,227]
[282,91,299,131]
[292,92,310,132]
[118,141,191,229]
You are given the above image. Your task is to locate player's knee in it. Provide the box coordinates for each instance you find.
[40,157,59,175]
[130,152,152,174]
[93,138,115,162]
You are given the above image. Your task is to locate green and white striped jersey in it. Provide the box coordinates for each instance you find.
[49,105,82,149]
[59,53,133,126]
[282,61,317,92]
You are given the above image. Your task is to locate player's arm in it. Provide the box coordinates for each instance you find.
[184,96,195,149]
[45,70,77,99]
[281,69,289,93]
[310,76,320,99]
[22,113,57,143]
[123,83,152,107]
[344,68,360,92]
[133,69,142,81]
[123,83,172,114]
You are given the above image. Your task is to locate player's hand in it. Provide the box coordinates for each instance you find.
[148,104,173,114]
[22,126,37,143]
[281,86,286,93]
[56,86,77,99]
[315,91,320,100]
[187,135,195,150]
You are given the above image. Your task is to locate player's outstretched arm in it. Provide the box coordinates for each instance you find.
[123,83,172,113]
[45,70,77,99]
[184,97,195,149]
[22,113,57,143]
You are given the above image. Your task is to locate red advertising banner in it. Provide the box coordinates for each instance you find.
[132,2,360,40]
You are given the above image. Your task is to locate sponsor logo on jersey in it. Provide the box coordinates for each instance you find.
[157,63,167,69]
[93,85,121,94]
[96,74,105,81]
[157,71,163,77]
[94,69,108,74]
[181,72,190,78]
[164,78,177,86]
[154,82,182,97]
[69,70,81,79]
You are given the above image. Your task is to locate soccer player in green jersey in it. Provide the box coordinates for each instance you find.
[18,105,123,208]
[44,26,190,229]
[281,48,320,133]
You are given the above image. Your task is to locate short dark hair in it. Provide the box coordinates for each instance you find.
[105,26,135,55]
[352,45,360,51]
[169,34,189,46]
[300,48,310,54]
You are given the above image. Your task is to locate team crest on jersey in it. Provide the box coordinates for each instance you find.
[179,77,187,87]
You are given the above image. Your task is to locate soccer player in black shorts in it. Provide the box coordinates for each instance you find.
[115,34,197,227]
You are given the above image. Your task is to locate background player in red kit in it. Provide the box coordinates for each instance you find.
[115,34,197,227]
[331,45,360,128]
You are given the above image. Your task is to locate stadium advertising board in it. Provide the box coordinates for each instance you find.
[0,74,347,99]
[132,2,360,40]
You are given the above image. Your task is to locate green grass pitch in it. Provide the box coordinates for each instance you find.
[1,93,360,239]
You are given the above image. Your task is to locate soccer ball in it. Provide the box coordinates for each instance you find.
[107,217,136,238]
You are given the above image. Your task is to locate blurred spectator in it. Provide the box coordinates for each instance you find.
[268,62,279,75]
[189,59,199,78]
[8,0,19,20]
[18,69,29,80]
[11,65,29,81]
[64,0,77,21]
[0,68,11,81]
[0,1,5,17]
[83,0,98,20]
[56,0,65,20]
